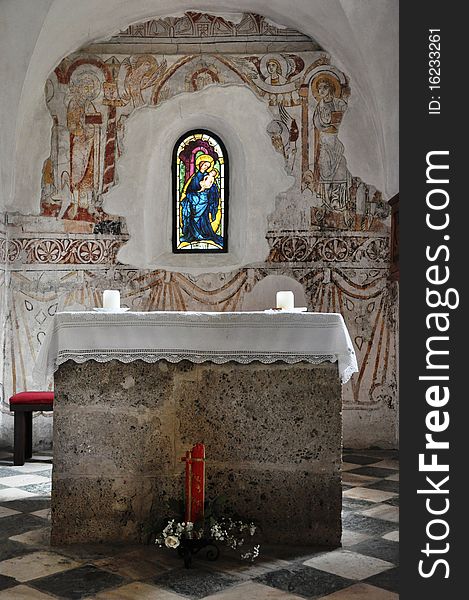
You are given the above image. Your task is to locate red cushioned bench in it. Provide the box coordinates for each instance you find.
[9,392,54,466]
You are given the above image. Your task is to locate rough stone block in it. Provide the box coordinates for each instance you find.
[175,362,341,466]
[205,467,342,546]
[53,410,173,476]
[54,359,187,410]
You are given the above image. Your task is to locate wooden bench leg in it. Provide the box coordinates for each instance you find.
[25,412,33,459]
[13,411,26,466]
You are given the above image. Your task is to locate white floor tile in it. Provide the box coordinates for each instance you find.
[0,474,51,487]
[318,582,398,599]
[369,460,399,470]
[9,526,51,547]
[0,585,58,599]
[10,463,53,474]
[342,473,379,486]
[31,508,51,520]
[0,487,36,501]
[362,505,399,523]
[202,581,306,599]
[343,487,397,503]
[0,505,21,518]
[303,549,393,580]
[383,530,399,542]
[0,550,81,582]
[342,463,361,472]
[341,529,373,547]
[92,582,197,599]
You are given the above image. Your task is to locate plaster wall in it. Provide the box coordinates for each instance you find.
[108,86,292,271]
[0,215,6,407]
[0,4,398,450]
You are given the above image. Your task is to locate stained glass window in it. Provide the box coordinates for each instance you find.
[173,130,228,253]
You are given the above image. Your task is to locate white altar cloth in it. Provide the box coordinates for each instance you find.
[35,311,358,384]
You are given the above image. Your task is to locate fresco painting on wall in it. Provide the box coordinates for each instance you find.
[1,12,398,447]
[174,131,227,253]
[40,15,389,235]
[311,75,348,218]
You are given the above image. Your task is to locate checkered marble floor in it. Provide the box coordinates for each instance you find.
[0,448,399,599]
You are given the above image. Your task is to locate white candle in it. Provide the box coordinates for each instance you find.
[103,290,120,310]
[276,291,294,310]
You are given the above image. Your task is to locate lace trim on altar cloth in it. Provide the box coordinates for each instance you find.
[52,349,353,383]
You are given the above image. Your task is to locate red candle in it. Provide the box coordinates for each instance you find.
[182,443,205,523]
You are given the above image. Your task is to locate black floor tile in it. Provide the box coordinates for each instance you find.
[344,448,399,459]
[30,564,126,599]
[0,539,37,562]
[256,565,353,599]
[342,513,397,536]
[153,566,240,600]
[349,538,399,565]
[348,466,397,478]
[0,497,51,513]
[0,513,47,540]
[0,574,17,592]
[365,479,399,493]
[0,448,399,597]
[365,566,399,592]
[261,544,328,563]
[342,497,376,511]
[341,455,380,465]
[53,543,131,562]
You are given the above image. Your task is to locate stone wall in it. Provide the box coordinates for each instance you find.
[0,11,398,449]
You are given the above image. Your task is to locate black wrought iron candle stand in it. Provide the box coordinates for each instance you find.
[178,538,220,569]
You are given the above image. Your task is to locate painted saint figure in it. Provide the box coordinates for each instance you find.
[312,76,348,211]
[64,71,102,220]
[179,154,223,248]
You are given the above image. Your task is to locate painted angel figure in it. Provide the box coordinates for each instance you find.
[265,58,287,85]
[121,55,167,108]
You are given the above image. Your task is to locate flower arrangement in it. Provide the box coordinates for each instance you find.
[151,496,260,566]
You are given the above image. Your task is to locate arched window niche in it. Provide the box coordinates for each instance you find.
[172,129,229,254]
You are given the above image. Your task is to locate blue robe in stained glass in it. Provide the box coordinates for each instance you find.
[180,182,223,247]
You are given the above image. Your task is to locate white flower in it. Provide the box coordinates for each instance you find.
[241,544,260,561]
[165,535,180,549]
[163,519,175,535]
[185,522,194,531]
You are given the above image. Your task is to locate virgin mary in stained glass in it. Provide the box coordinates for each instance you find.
[173,131,228,252]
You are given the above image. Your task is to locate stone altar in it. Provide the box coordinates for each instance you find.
[51,359,342,546]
